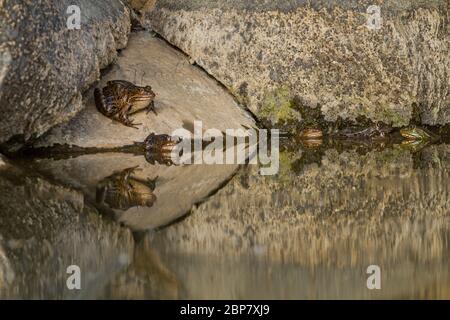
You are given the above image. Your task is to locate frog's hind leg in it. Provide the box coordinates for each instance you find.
[94,88,124,123]
[94,88,114,117]
[117,104,142,129]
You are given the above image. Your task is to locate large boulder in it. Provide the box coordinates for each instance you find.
[33,32,255,149]
[0,0,131,145]
[138,0,449,128]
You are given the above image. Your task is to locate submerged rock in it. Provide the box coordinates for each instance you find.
[34,32,255,149]
[141,0,449,127]
[0,0,131,145]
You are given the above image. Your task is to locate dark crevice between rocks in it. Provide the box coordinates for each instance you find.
[0,135,28,156]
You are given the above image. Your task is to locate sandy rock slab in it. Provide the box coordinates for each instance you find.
[142,0,449,127]
[0,159,134,299]
[34,32,255,149]
[0,0,131,145]
[24,152,239,231]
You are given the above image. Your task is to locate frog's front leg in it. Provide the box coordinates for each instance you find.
[118,103,142,129]
[129,100,157,116]
[146,100,157,115]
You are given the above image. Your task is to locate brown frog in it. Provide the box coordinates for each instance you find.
[144,133,182,166]
[96,166,158,210]
[94,80,156,129]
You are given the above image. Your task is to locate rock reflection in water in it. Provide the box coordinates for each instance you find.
[3,139,450,299]
[26,152,239,230]
[144,144,450,299]
[0,160,134,299]
[101,235,180,299]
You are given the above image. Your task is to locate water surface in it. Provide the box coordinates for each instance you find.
[1,140,449,299]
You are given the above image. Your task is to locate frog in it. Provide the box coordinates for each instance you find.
[296,128,323,149]
[400,126,439,142]
[144,133,182,166]
[94,80,156,129]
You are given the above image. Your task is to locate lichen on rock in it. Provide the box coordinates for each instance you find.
[258,86,302,130]
[143,0,449,128]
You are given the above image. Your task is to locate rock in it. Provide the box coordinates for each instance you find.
[0,154,7,167]
[34,32,255,149]
[25,151,240,230]
[141,0,449,127]
[101,236,180,299]
[0,0,131,145]
[0,162,134,299]
[129,0,156,12]
[148,145,450,298]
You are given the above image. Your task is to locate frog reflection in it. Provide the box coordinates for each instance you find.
[399,126,440,153]
[96,166,158,211]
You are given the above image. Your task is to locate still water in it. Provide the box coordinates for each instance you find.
[0,140,449,299]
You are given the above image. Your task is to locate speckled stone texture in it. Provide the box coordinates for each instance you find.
[140,0,449,127]
[0,0,131,144]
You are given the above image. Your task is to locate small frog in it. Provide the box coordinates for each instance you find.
[94,80,156,129]
[400,126,438,142]
[144,133,182,166]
